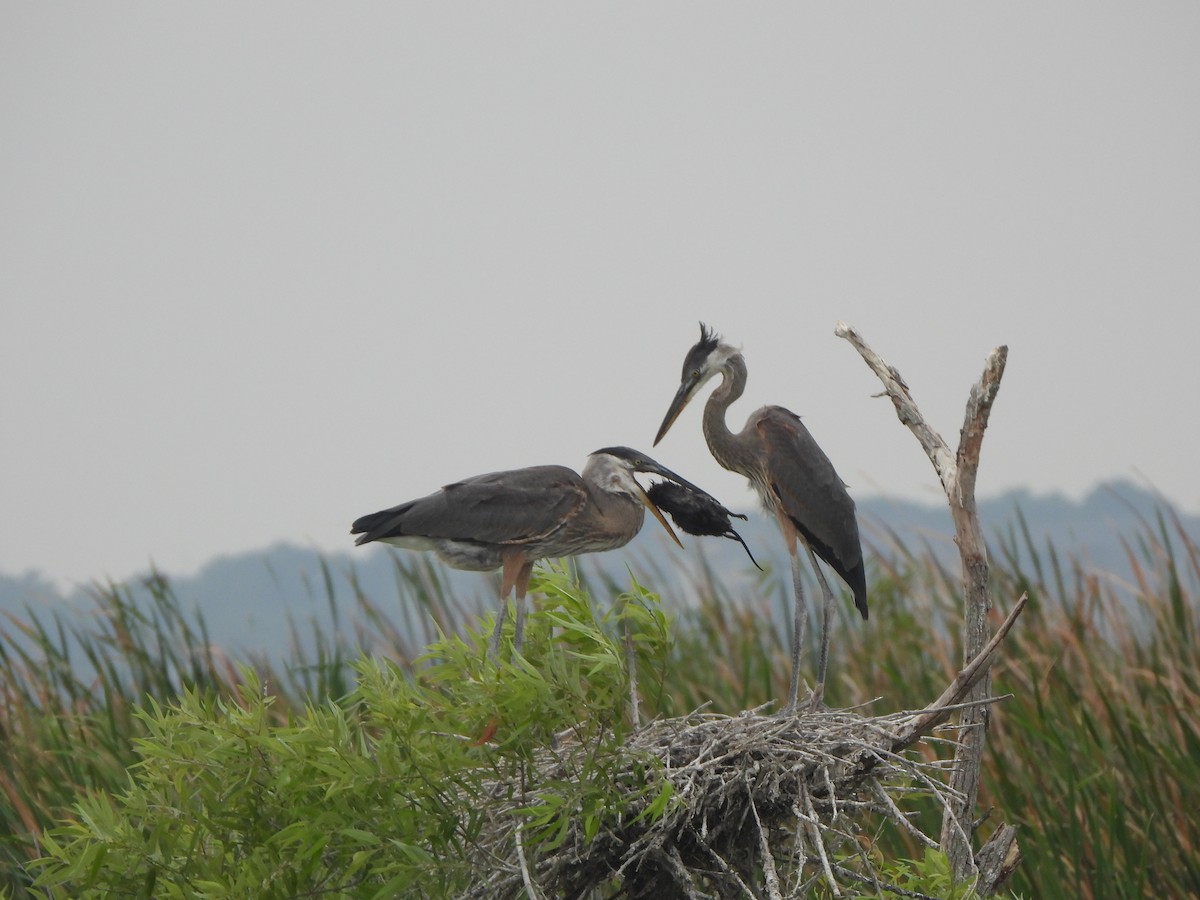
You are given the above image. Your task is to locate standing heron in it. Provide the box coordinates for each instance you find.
[654,323,867,710]
[352,446,702,656]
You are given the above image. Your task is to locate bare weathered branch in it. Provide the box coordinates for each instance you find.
[836,322,1016,886]
[748,785,785,900]
[834,321,957,493]
[957,346,1008,502]
[976,824,1021,895]
[891,593,1027,752]
[941,346,1009,881]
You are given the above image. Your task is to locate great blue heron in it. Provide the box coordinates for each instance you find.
[352,446,707,656]
[646,480,761,570]
[654,323,867,710]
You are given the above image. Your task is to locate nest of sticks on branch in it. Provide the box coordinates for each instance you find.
[467,702,981,899]
[464,595,1023,899]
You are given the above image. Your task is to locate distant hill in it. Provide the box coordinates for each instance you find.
[2,481,1195,664]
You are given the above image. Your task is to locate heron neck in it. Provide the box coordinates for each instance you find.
[578,460,644,540]
[702,353,747,468]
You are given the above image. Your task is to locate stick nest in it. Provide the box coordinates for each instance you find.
[465,701,976,899]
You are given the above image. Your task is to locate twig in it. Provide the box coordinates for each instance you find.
[891,594,1027,752]
[799,782,841,897]
[870,781,938,849]
[514,822,543,900]
[622,602,640,728]
[748,783,784,900]
[693,835,759,899]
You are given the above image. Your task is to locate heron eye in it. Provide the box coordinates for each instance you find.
[691,369,701,379]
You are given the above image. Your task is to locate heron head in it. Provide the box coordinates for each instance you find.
[653,322,734,445]
[586,446,692,547]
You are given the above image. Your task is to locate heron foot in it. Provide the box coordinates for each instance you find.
[807,682,827,713]
[777,683,828,717]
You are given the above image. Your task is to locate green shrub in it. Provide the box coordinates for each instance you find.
[29,568,675,898]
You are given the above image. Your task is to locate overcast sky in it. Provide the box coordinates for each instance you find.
[3,5,1198,589]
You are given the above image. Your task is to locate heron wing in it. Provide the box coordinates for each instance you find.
[755,407,868,617]
[352,465,587,546]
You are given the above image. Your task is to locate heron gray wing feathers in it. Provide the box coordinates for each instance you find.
[755,407,869,619]
[352,465,587,547]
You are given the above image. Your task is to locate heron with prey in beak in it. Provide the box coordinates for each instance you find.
[352,446,726,656]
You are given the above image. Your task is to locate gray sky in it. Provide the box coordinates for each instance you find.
[3,5,1198,588]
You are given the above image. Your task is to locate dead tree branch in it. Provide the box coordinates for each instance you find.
[835,321,1014,885]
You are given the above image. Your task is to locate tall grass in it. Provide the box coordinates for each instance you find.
[0,556,460,895]
[1,510,1197,897]
[985,508,1200,899]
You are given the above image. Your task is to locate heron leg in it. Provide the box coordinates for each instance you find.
[489,556,534,660]
[487,595,509,661]
[805,543,837,711]
[512,590,527,655]
[511,561,535,654]
[784,546,809,714]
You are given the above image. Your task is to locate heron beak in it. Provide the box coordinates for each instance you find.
[630,456,703,549]
[654,381,695,446]
[637,483,684,548]
[633,455,707,497]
